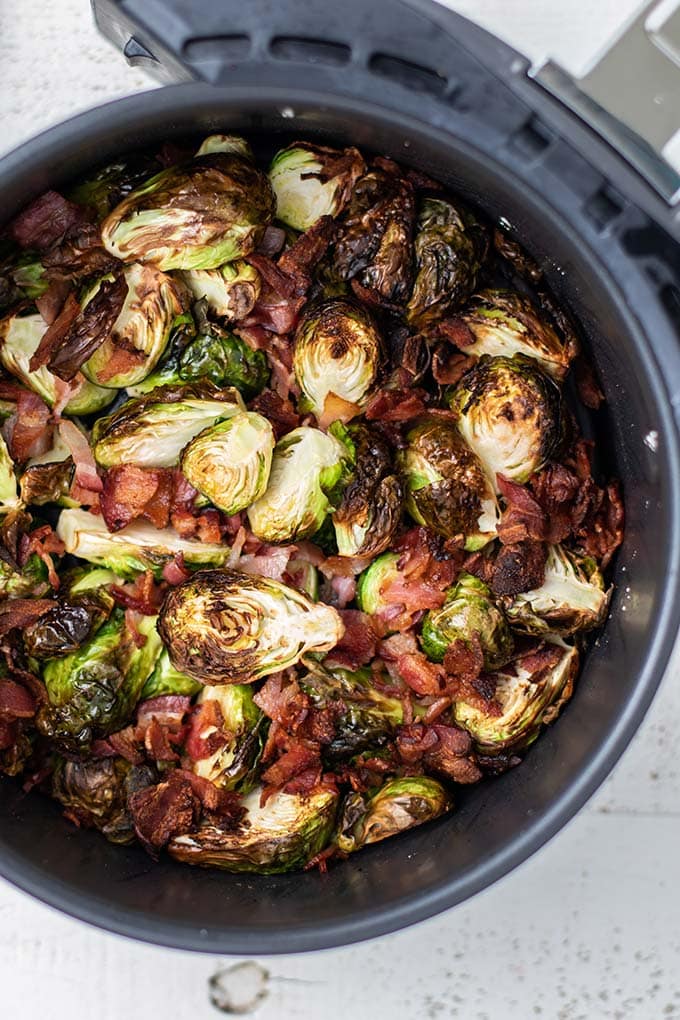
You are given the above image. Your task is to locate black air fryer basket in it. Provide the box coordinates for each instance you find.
[0,0,679,952]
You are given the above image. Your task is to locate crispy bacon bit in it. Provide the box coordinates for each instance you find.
[443,634,484,684]
[128,771,200,855]
[36,278,72,325]
[434,316,476,348]
[319,554,372,579]
[328,575,357,609]
[0,679,36,719]
[278,216,336,288]
[58,419,102,493]
[431,345,476,386]
[367,528,459,632]
[144,717,179,761]
[111,570,163,615]
[0,598,56,637]
[7,389,54,462]
[162,554,192,585]
[381,632,444,696]
[28,293,80,372]
[318,392,361,430]
[178,770,245,821]
[497,474,547,545]
[423,724,482,784]
[491,540,546,596]
[93,728,145,765]
[238,544,293,581]
[124,608,147,648]
[10,190,88,250]
[101,465,173,532]
[261,741,320,790]
[248,388,301,439]
[185,699,228,762]
[364,380,428,422]
[19,524,64,589]
[254,672,309,732]
[326,610,377,670]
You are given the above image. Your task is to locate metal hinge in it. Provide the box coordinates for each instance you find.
[532,0,680,205]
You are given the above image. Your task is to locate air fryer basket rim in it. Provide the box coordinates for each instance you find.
[1,84,679,953]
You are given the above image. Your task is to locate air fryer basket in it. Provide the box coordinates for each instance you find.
[0,0,676,950]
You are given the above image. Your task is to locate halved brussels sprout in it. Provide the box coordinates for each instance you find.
[336,776,452,854]
[0,312,115,413]
[406,197,487,328]
[453,289,575,379]
[332,422,402,557]
[191,684,265,792]
[177,306,269,398]
[420,571,514,668]
[450,355,564,490]
[399,416,499,550]
[92,383,245,469]
[293,299,382,420]
[502,545,610,636]
[23,564,118,660]
[300,662,404,762]
[158,568,344,684]
[182,261,261,321]
[69,153,164,219]
[168,785,338,873]
[52,757,156,845]
[453,638,579,753]
[0,553,48,599]
[140,648,202,699]
[195,135,254,159]
[0,434,19,509]
[101,152,275,271]
[355,552,400,617]
[81,263,186,389]
[57,508,231,578]
[247,426,349,543]
[180,412,274,516]
[269,142,365,231]
[38,609,162,752]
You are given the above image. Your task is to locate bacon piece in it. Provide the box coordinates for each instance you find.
[58,419,102,493]
[328,575,357,609]
[497,474,547,545]
[10,190,88,250]
[110,570,163,615]
[248,388,301,439]
[0,679,36,719]
[325,610,377,670]
[364,382,428,423]
[19,523,64,589]
[443,634,484,684]
[0,598,56,637]
[178,769,244,821]
[124,608,147,648]
[431,345,476,386]
[185,699,228,762]
[36,278,72,325]
[433,316,475,348]
[145,718,180,762]
[261,741,320,789]
[238,545,293,581]
[162,554,192,585]
[490,540,546,596]
[278,216,336,289]
[128,771,200,855]
[423,724,482,784]
[7,389,53,462]
[254,672,309,732]
[101,465,173,531]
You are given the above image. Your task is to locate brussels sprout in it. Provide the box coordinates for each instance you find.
[300,663,404,762]
[158,568,344,684]
[355,552,400,617]
[168,785,338,873]
[195,135,254,159]
[0,434,19,509]
[336,776,452,853]
[0,553,48,599]
[182,260,261,321]
[450,355,564,490]
[57,508,232,578]
[293,299,382,420]
[51,757,156,845]
[191,684,265,792]
[0,312,115,413]
[420,571,514,668]
[101,152,275,271]
[177,304,269,398]
[453,289,575,380]
[180,412,274,515]
[91,383,245,469]
[12,253,49,300]
[502,545,610,636]
[38,609,162,751]
[80,263,186,389]
[399,416,499,550]
[69,154,164,220]
[269,142,365,231]
[247,426,349,543]
[23,565,118,660]
[406,197,487,328]
[140,648,202,699]
[453,638,579,753]
[19,460,75,508]
[332,422,402,557]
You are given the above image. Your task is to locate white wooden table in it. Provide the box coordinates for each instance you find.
[1,2,679,1017]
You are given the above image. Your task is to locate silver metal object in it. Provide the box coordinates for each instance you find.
[533,0,680,205]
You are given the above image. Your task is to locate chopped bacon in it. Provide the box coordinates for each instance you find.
[443,634,485,684]
[19,524,64,589]
[185,699,228,762]
[178,769,244,821]
[328,575,357,609]
[93,728,144,764]
[431,345,476,386]
[101,465,173,531]
[238,544,293,581]
[319,555,373,579]
[424,724,482,784]
[367,528,459,631]
[170,507,224,544]
[10,190,89,250]
[137,695,192,731]
[36,278,72,325]
[266,336,299,399]
[144,717,180,761]
[128,771,200,855]
[380,632,444,696]
[325,610,377,670]
[446,669,502,717]
[254,672,309,732]
[111,570,163,615]
[497,474,547,545]
[433,316,475,348]
[0,679,36,719]
[7,389,53,462]
[96,345,146,385]
[364,382,428,422]
[28,293,80,372]
[278,216,336,288]
[0,598,56,637]
[261,741,320,789]
[162,554,191,585]
[124,608,147,648]
[248,388,301,439]
[318,392,361,429]
[58,419,102,493]
[490,540,546,596]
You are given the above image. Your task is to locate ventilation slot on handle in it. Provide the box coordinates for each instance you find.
[182,35,251,61]
[368,52,449,97]
[270,36,351,66]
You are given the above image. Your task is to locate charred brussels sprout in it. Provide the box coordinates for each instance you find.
[10,253,48,300]
[453,638,579,753]
[336,776,451,853]
[91,383,245,469]
[0,434,19,509]
[293,299,382,420]
[182,260,261,321]
[57,508,231,578]
[0,311,115,413]
[247,426,349,543]
[502,545,610,636]
[355,552,400,617]
[51,757,156,845]
[0,553,48,599]
[38,609,162,752]
[300,663,404,762]
[23,565,118,660]
[399,416,499,550]
[191,684,265,792]
[332,422,402,557]
[180,412,275,515]
[420,572,513,668]
[406,198,487,328]
[141,649,202,699]
[177,304,269,398]
[269,142,365,231]
[81,263,186,389]
[453,289,575,379]
[19,458,75,508]
[169,785,338,873]
[101,151,275,271]
[450,355,564,489]
[158,568,344,684]
[69,154,164,219]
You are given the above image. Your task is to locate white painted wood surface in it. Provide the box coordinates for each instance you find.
[1,1,679,1016]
